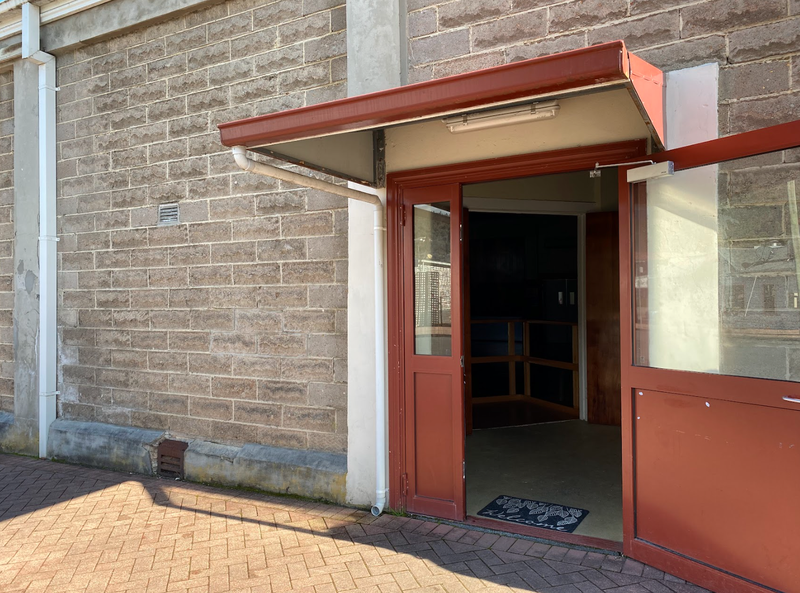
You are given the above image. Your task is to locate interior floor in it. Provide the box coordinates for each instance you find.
[465,420,623,542]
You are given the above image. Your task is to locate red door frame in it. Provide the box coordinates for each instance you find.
[617,119,800,593]
[386,139,648,520]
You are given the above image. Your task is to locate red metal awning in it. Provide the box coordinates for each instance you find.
[218,41,664,187]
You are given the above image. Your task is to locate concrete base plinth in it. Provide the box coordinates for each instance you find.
[48,419,163,475]
[0,412,38,456]
[45,419,347,503]
[185,440,347,503]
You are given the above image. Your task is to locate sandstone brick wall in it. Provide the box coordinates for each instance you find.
[407,0,800,134]
[0,70,12,415]
[55,0,349,453]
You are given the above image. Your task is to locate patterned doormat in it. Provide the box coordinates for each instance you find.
[477,495,589,533]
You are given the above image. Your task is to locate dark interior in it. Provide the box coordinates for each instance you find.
[468,212,579,428]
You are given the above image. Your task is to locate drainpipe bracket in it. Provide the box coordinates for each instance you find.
[39,391,60,398]
[39,235,60,242]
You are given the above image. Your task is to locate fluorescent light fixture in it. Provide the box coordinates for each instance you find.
[443,100,560,133]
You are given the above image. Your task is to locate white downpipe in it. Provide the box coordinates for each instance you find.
[231,146,382,207]
[231,146,389,515]
[371,207,386,516]
[23,2,58,459]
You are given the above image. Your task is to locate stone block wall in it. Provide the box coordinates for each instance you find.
[406,0,800,134]
[55,0,349,454]
[0,70,11,415]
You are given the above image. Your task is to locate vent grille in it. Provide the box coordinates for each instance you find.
[158,203,179,225]
[158,439,188,479]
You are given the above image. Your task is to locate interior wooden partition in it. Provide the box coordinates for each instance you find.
[466,319,580,433]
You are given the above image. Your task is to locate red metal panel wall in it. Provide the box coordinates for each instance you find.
[634,389,800,593]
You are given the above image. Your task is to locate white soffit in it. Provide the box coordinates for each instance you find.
[259,131,376,187]
[385,88,651,173]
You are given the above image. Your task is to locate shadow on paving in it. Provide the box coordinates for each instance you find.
[0,454,708,592]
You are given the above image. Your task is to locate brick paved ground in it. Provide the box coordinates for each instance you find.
[0,454,709,593]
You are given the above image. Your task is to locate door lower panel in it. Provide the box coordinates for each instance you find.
[634,389,800,593]
[413,372,455,501]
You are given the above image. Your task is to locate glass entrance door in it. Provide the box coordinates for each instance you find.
[620,121,800,593]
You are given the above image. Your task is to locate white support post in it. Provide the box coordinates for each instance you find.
[20,3,40,59]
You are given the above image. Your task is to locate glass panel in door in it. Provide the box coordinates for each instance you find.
[633,154,800,382]
[414,202,453,356]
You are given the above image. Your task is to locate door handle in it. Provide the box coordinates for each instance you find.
[782,396,800,404]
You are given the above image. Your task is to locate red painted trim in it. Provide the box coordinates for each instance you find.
[627,366,800,410]
[618,168,636,553]
[387,173,405,512]
[629,540,774,593]
[466,516,624,553]
[387,139,648,519]
[218,41,663,148]
[387,139,648,188]
[627,53,665,145]
[652,119,800,171]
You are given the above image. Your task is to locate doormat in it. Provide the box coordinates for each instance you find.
[476,495,589,533]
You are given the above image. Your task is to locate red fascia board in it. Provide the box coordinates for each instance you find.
[218,41,641,148]
[627,52,665,144]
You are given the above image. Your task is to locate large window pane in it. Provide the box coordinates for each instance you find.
[633,151,800,382]
[414,202,452,355]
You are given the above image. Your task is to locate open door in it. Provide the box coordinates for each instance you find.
[401,183,465,520]
[620,121,800,593]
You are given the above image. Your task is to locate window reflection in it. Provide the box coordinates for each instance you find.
[414,202,452,356]
[633,152,800,382]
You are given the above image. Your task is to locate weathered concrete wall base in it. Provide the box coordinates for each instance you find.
[45,419,347,503]
[48,419,162,475]
[0,413,37,456]
[185,440,347,504]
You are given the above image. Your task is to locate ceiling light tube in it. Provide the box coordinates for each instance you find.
[443,100,560,133]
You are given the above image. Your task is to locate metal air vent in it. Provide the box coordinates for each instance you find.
[158,202,179,225]
[157,439,188,479]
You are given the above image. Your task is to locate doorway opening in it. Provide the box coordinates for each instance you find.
[462,169,623,543]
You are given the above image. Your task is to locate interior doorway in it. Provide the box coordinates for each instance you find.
[462,171,623,543]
